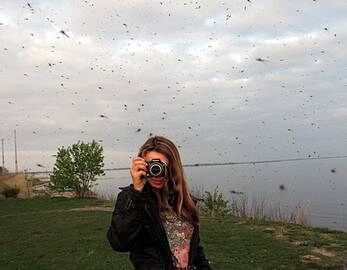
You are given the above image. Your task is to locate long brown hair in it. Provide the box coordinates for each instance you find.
[138,136,200,225]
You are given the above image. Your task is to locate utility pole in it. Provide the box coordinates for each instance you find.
[14,129,18,173]
[1,138,4,170]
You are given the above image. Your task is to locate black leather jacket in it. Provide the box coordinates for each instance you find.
[106,182,212,270]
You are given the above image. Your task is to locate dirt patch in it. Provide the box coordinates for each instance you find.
[233,221,247,225]
[258,226,287,240]
[329,243,341,248]
[68,206,113,212]
[50,191,75,198]
[311,247,336,257]
[262,227,276,233]
[275,233,286,239]
[0,206,114,218]
[301,254,321,264]
[291,240,309,246]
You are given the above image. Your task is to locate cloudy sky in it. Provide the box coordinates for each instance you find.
[1,0,347,172]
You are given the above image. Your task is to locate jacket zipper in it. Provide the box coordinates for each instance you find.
[144,202,176,270]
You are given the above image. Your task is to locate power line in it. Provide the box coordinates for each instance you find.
[183,155,347,167]
[14,129,18,173]
[1,138,4,170]
[26,154,347,174]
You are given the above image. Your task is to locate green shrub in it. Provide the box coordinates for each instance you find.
[202,186,231,217]
[2,185,20,198]
[50,139,105,198]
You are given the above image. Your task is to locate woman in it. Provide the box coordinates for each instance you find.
[107,136,212,270]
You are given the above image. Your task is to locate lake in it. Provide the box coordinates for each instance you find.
[92,158,347,232]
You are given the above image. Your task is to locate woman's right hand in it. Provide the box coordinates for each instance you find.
[130,156,147,192]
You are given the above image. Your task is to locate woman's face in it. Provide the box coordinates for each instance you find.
[144,151,169,190]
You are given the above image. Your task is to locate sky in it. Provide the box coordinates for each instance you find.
[1,0,347,172]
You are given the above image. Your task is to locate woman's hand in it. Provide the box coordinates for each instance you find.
[130,156,147,192]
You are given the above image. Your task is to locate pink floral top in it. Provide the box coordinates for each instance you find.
[162,209,194,269]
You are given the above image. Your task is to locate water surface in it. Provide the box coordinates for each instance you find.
[93,158,347,232]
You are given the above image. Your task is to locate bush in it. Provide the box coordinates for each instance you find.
[0,166,9,175]
[2,185,20,198]
[202,186,231,217]
[50,139,105,198]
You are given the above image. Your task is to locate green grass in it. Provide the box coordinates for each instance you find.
[1,197,346,270]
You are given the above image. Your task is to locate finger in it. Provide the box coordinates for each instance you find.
[133,160,147,165]
[132,156,145,162]
[135,164,147,171]
[139,170,147,179]
[132,163,147,171]
[132,159,145,166]
[133,166,147,174]
[134,171,147,182]
[134,162,147,168]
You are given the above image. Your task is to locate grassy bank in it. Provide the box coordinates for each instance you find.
[0,197,346,270]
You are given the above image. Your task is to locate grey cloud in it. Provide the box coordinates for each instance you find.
[0,0,346,172]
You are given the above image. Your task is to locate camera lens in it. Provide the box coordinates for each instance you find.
[149,163,162,176]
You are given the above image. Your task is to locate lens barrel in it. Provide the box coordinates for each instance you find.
[146,159,166,177]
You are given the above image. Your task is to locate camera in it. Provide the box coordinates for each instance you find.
[145,159,167,178]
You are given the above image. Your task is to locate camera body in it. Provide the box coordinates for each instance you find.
[145,159,167,178]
